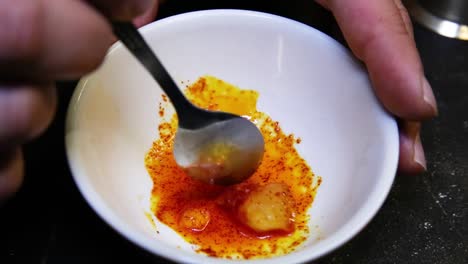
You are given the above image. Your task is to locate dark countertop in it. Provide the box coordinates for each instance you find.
[1,1,467,263]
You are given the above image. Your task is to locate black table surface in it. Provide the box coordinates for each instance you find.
[1,1,467,263]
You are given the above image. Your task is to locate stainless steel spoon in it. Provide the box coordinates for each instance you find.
[111,22,264,185]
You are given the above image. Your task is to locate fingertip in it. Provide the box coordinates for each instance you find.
[397,121,427,175]
[121,0,156,20]
[132,0,158,28]
[315,0,331,9]
[422,76,438,117]
[0,83,58,145]
[366,40,438,121]
[364,35,434,120]
[26,84,58,139]
[0,148,24,203]
[91,0,157,21]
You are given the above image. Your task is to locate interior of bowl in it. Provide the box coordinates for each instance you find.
[66,10,398,264]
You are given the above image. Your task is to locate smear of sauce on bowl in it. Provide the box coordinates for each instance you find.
[145,76,321,259]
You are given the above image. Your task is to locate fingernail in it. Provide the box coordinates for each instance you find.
[412,130,427,171]
[422,77,438,117]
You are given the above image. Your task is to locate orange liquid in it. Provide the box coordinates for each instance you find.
[145,76,321,259]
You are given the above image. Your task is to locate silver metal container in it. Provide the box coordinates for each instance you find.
[406,0,468,40]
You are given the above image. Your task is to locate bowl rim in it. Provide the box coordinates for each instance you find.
[65,9,399,264]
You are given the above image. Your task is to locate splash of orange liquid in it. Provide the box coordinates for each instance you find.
[145,76,321,259]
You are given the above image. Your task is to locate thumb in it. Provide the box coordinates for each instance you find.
[323,0,437,120]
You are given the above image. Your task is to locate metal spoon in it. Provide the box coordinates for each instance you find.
[111,22,264,185]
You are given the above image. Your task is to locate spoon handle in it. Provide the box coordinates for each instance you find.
[111,22,194,123]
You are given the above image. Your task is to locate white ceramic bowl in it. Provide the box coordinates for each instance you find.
[66,10,398,264]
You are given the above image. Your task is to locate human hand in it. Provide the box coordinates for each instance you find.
[0,0,159,203]
[316,0,438,174]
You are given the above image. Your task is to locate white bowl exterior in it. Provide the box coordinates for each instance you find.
[66,10,398,264]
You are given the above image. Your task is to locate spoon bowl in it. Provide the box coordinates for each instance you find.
[174,112,264,185]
